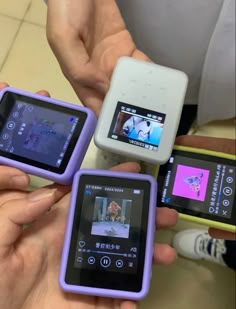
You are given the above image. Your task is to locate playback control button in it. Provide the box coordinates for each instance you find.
[223,187,233,196]
[115,259,124,268]
[88,256,96,265]
[100,256,111,268]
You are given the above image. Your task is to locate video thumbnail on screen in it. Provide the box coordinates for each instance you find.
[109,102,166,150]
[172,165,210,202]
[91,197,132,239]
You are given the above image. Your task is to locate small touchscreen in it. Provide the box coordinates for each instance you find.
[65,175,151,292]
[108,102,166,151]
[0,92,87,173]
[158,150,236,225]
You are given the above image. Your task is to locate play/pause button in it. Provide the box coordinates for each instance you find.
[7,121,15,130]
[100,256,111,268]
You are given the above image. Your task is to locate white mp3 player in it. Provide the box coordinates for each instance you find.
[94,57,188,164]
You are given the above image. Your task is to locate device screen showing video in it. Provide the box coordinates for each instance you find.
[0,92,87,173]
[157,150,236,225]
[108,101,166,151]
[65,175,151,292]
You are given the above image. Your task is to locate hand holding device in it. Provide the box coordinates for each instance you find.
[155,140,236,233]
[0,160,177,309]
[0,87,96,184]
[47,0,150,116]
[60,169,157,300]
[94,57,188,164]
[0,81,177,308]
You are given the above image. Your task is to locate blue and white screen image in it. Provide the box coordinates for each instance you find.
[0,100,79,167]
[91,197,132,239]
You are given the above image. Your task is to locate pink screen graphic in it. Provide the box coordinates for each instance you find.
[172,165,210,201]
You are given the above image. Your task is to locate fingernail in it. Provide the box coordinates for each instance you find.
[11,175,29,188]
[95,82,109,93]
[29,188,57,202]
[0,82,9,88]
[135,163,141,173]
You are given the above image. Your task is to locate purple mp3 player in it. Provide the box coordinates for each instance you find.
[0,87,97,184]
[59,169,157,300]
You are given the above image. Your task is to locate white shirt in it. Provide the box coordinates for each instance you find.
[116,0,235,124]
[44,0,235,125]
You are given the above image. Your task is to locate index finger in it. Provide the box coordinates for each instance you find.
[156,207,178,229]
[0,166,29,190]
[0,82,9,90]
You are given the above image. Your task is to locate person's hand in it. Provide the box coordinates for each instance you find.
[176,135,236,240]
[0,82,177,308]
[0,161,178,309]
[46,0,150,116]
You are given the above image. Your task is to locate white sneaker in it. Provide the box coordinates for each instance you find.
[173,229,227,266]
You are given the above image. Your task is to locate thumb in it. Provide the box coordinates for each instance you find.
[0,187,60,258]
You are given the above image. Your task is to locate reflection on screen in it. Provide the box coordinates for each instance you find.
[0,100,79,167]
[108,102,166,151]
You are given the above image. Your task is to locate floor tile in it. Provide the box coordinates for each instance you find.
[24,0,47,26]
[0,0,31,19]
[0,22,79,104]
[0,14,20,68]
[141,257,235,309]
[194,119,236,139]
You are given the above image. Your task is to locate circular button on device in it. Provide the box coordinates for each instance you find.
[226,177,233,184]
[13,112,19,118]
[223,187,233,196]
[7,121,15,130]
[2,133,9,140]
[100,256,111,268]
[222,200,230,207]
[27,105,34,112]
[88,256,96,265]
[115,259,124,268]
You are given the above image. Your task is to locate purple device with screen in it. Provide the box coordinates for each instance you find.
[59,169,157,300]
[0,87,97,184]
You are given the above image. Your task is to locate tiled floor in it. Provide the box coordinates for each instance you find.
[0,0,78,103]
[1,1,235,309]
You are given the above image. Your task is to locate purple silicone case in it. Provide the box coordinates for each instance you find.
[0,87,97,184]
[59,169,157,300]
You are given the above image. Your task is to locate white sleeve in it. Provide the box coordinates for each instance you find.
[197,0,235,124]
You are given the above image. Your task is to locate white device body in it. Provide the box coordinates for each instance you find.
[94,57,188,164]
